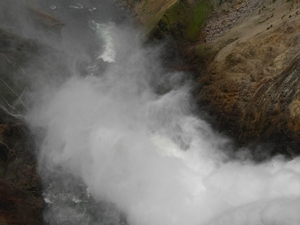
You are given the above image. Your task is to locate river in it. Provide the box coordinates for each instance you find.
[1,0,300,225]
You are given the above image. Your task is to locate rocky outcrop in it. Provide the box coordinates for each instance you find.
[194,0,300,156]
[126,0,300,156]
[123,0,178,34]
[152,1,213,42]
[28,6,63,31]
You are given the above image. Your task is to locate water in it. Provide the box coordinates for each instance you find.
[1,1,300,225]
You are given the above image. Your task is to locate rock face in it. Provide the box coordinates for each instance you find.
[127,0,300,156]
[124,0,178,34]
[204,0,261,42]
[0,123,45,225]
[0,2,62,223]
[152,0,212,42]
[0,30,45,224]
[194,0,300,156]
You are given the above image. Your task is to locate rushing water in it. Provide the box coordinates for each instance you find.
[1,0,300,225]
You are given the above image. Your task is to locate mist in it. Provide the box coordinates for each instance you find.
[1,1,299,225]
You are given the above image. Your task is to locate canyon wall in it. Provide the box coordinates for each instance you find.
[126,0,300,157]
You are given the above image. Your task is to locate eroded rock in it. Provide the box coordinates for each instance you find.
[194,0,300,156]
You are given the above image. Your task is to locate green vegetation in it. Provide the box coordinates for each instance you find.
[282,13,286,19]
[152,0,213,42]
[187,1,213,42]
[225,53,234,65]
[195,43,215,62]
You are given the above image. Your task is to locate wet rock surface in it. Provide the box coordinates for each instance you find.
[0,123,45,225]
[0,3,55,224]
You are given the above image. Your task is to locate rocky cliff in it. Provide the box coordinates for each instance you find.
[0,2,63,223]
[195,0,300,157]
[126,0,300,157]
[0,123,45,225]
[0,28,46,225]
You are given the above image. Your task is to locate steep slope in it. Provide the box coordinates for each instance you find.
[0,3,63,224]
[126,0,300,156]
[194,0,300,156]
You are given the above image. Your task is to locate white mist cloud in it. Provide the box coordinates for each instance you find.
[20,4,300,225]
